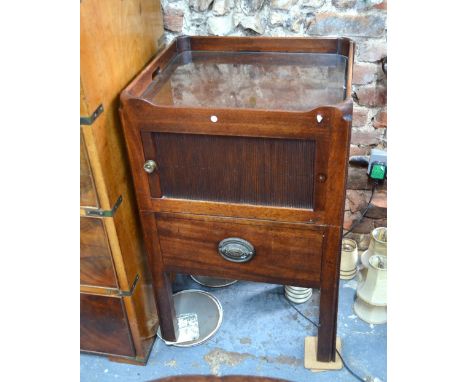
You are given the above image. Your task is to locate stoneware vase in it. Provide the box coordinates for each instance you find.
[354,255,387,324]
[340,238,358,280]
[354,297,387,325]
[284,286,312,304]
[361,227,387,269]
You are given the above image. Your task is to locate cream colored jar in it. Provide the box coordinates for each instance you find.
[340,238,358,280]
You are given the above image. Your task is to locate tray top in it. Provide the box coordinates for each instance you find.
[141,51,348,112]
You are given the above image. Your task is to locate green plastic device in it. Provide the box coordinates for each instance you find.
[369,162,387,181]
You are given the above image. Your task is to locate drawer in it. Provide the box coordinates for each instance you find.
[80,293,135,357]
[80,217,118,288]
[156,213,324,287]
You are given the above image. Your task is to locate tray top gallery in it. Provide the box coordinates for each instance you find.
[141,50,348,112]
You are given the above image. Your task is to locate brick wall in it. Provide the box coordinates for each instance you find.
[161,0,387,249]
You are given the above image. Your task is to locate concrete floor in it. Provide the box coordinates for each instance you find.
[81,275,386,382]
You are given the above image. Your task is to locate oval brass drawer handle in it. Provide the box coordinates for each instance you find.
[218,238,255,263]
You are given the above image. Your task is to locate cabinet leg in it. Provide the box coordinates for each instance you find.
[140,212,179,343]
[317,226,342,362]
[153,271,179,342]
[317,285,339,362]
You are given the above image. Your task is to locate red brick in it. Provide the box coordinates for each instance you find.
[349,145,370,157]
[357,40,387,62]
[347,190,372,213]
[347,166,373,190]
[366,190,387,219]
[373,108,387,128]
[344,196,350,211]
[344,214,376,234]
[355,217,387,234]
[164,7,184,33]
[343,210,358,230]
[366,205,387,219]
[351,128,383,146]
[373,0,387,10]
[371,190,387,209]
[307,12,386,38]
[353,63,378,85]
[355,85,387,107]
[352,107,369,127]
[352,217,376,234]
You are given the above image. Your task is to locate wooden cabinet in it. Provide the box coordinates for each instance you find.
[80,0,164,364]
[120,36,355,363]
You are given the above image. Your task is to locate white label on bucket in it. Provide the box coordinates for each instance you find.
[176,313,200,343]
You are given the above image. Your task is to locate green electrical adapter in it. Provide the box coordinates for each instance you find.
[367,149,387,181]
[369,161,387,181]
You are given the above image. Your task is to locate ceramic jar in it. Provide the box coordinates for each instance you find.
[340,238,359,280]
[354,255,387,324]
[353,298,387,325]
[284,286,312,304]
[361,227,387,269]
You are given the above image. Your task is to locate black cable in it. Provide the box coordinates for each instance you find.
[284,295,320,328]
[284,297,367,382]
[336,350,367,382]
[343,182,377,238]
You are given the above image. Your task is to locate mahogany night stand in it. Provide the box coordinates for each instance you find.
[120,36,354,363]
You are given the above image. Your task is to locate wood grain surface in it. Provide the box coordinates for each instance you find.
[80,0,163,364]
[150,133,315,208]
[80,217,117,288]
[156,213,324,287]
[80,293,135,357]
[80,129,99,208]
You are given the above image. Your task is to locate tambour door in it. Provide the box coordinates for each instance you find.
[144,132,316,209]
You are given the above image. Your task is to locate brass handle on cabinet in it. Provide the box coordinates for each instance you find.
[218,238,255,263]
[143,160,157,173]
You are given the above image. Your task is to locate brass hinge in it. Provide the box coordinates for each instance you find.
[84,195,122,218]
[118,274,140,297]
[80,104,104,125]
[80,274,140,297]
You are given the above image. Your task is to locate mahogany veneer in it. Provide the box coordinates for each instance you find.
[80,0,164,364]
[120,36,354,363]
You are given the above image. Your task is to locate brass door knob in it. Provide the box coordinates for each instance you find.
[143,160,157,173]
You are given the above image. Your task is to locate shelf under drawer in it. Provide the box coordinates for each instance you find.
[155,213,324,288]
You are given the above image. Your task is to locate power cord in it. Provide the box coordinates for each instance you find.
[284,297,367,382]
[343,182,377,238]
